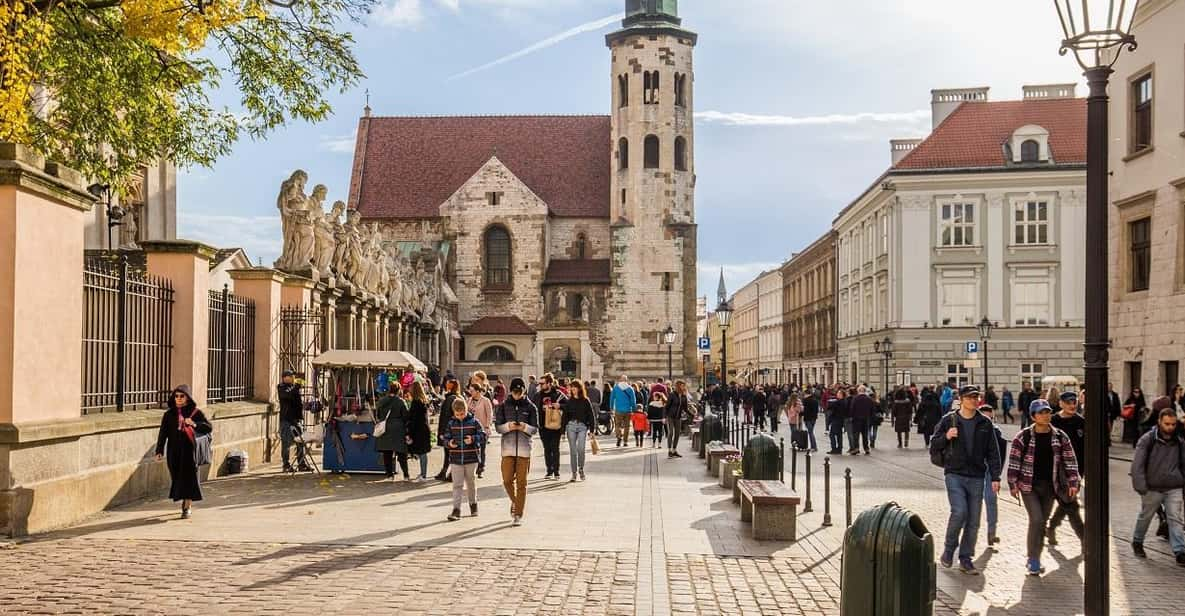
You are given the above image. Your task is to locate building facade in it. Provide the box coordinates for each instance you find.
[1108,0,1185,399]
[83,160,176,250]
[345,2,699,382]
[781,232,837,386]
[756,269,783,382]
[835,85,1087,392]
[730,276,760,383]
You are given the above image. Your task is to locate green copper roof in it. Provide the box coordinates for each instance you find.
[624,0,680,26]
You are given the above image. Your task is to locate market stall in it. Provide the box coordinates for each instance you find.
[312,350,427,473]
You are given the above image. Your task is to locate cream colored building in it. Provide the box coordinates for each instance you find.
[757,269,783,382]
[731,276,760,383]
[835,85,1087,392]
[83,160,177,249]
[1107,0,1185,398]
[782,232,837,386]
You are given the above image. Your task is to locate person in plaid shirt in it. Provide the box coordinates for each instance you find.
[1006,399,1080,577]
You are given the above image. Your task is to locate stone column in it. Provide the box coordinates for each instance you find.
[344,303,357,351]
[379,313,390,351]
[357,305,370,351]
[229,268,284,403]
[143,240,217,408]
[323,290,340,351]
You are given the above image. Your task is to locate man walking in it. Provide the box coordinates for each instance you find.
[1047,390,1086,546]
[827,388,848,455]
[277,370,309,473]
[1018,382,1039,429]
[848,386,875,455]
[930,385,1002,575]
[610,374,637,447]
[496,378,538,526]
[1130,404,1185,565]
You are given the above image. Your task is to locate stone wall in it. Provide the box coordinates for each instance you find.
[0,402,271,536]
[549,217,610,260]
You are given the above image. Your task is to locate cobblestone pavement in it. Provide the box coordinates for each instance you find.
[0,418,1180,615]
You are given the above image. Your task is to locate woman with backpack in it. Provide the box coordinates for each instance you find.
[154,385,212,519]
[1006,399,1081,576]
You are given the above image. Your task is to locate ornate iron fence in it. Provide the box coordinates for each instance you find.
[82,254,174,414]
[207,285,256,403]
[280,305,322,381]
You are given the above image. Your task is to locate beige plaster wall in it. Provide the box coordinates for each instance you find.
[146,248,211,408]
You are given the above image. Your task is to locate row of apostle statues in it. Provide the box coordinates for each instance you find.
[274,169,442,319]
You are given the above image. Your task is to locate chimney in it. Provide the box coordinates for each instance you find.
[930,87,989,129]
[1022,83,1077,100]
[890,138,923,166]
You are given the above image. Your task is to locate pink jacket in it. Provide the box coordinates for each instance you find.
[467,396,494,434]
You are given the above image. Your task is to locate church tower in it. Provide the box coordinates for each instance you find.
[603,0,698,378]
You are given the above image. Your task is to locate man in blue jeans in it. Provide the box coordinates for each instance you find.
[929,385,1002,575]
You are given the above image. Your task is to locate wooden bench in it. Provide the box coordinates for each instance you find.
[737,479,801,541]
[705,443,740,475]
[690,427,702,455]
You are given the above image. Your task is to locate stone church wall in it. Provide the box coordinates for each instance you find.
[548,217,610,260]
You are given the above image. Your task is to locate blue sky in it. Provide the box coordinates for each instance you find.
[179,0,1083,300]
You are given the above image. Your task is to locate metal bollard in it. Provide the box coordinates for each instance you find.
[803,450,813,513]
[822,456,832,526]
[844,468,853,528]
[790,442,798,490]
[779,437,785,483]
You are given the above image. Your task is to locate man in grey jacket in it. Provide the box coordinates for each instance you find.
[1130,406,1185,565]
[496,377,538,527]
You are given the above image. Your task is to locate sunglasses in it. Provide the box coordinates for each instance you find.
[173,393,188,398]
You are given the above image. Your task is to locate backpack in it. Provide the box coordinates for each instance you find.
[544,404,562,430]
[929,414,951,468]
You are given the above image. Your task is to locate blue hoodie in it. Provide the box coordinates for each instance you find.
[610,382,637,414]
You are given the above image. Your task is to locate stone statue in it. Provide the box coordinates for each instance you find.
[400,255,418,313]
[419,260,439,319]
[313,200,344,277]
[288,184,324,272]
[555,289,568,320]
[341,209,365,286]
[274,170,308,270]
[386,248,404,312]
[118,202,140,249]
[580,295,591,322]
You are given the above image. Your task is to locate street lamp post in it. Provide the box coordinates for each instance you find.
[873,337,893,396]
[977,317,994,391]
[1053,3,1141,614]
[87,183,125,249]
[663,325,676,382]
[716,300,733,433]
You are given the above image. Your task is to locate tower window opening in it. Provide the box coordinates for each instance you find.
[674,136,687,171]
[674,73,686,108]
[575,233,588,259]
[644,135,659,168]
[618,74,629,108]
[618,137,629,170]
[643,71,659,105]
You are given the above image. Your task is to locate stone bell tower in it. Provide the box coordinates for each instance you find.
[603,0,698,378]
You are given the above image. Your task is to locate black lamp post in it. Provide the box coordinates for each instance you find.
[873,337,893,395]
[663,325,676,382]
[716,300,733,430]
[87,183,125,249]
[1053,3,1140,614]
[977,317,994,391]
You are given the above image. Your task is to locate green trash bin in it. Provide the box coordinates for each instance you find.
[742,432,780,480]
[699,412,722,457]
[840,501,935,616]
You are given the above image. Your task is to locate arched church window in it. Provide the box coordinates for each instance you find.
[643,71,659,105]
[575,233,588,259]
[674,73,686,108]
[483,225,511,289]
[674,136,687,171]
[1020,139,1040,163]
[570,293,585,320]
[618,137,629,170]
[618,74,629,108]
[644,135,660,169]
[478,345,515,362]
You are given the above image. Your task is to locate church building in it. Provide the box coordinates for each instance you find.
[347,0,699,382]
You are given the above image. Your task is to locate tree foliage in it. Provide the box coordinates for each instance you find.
[0,0,373,189]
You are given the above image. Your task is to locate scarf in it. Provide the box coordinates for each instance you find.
[177,407,196,444]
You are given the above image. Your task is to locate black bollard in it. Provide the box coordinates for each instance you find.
[803,450,813,513]
[790,442,798,490]
[822,456,832,527]
[779,437,785,483]
[844,468,853,528]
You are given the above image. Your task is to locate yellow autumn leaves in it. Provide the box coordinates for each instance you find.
[0,0,52,141]
[122,0,267,55]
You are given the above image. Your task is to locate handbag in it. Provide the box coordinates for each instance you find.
[193,432,213,466]
[373,416,387,438]
[590,435,601,455]
[1120,403,1136,420]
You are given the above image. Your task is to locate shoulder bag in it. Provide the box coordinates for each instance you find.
[194,432,213,466]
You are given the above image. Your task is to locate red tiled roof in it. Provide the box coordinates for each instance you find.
[543,259,611,285]
[348,115,611,219]
[894,98,1086,170]
[461,316,536,336]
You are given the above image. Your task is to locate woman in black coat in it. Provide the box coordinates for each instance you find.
[154,384,212,519]
[375,387,410,480]
[916,388,942,447]
[407,380,433,480]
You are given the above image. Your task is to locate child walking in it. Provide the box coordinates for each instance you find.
[648,391,667,448]
[632,404,649,447]
[445,398,485,521]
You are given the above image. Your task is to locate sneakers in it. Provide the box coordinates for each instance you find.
[863,450,871,455]
[988,534,1000,548]
[180,508,191,520]
[470,503,478,517]
[512,515,523,527]
[1026,559,1045,576]
[447,509,461,521]
[958,559,979,575]
[1132,542,1147,558]
[570,474,578,483]
[1046,527,1058,546]
[939,552,953,569]
[282,464,295,473]
[579,470,586,481]
[616,438,621,447]
[1175,552,1185,567]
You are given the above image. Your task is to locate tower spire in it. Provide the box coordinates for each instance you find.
[716,268,727,305]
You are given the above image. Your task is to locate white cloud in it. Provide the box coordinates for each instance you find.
[436,0,459,11]
[373,0,425,28]
[319,134,356,154]
[695,109,931,129]
[448,12,624,80]
[178,213,283,264]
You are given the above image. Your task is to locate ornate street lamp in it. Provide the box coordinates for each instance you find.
[663,325,676,382]
[1053,3,1140,613]
[716,299,733,432]
[87,183,125,250]
[977,316,993,391]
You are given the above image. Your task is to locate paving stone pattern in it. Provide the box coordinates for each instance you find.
[0,419,1181,615]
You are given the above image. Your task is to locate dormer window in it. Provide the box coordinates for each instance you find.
[1009,125,1050,164]
[1020,140,1040,163]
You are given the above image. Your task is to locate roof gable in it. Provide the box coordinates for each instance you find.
[894,98,1086,170]
[439,155,549,217]
[349,115,612,219]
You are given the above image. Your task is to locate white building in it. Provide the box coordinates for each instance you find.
[731,277,760,383]
[757,269,783,382]
[835,85,1087,392]
[1108,0,1185,399]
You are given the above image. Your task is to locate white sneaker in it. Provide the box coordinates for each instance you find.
[512,516,522,526]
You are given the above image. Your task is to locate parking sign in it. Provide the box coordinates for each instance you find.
[966,341,979,354]
[697,337,710,351]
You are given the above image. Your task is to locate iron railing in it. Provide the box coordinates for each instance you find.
[207,284,256,403]
[82,253,174,413]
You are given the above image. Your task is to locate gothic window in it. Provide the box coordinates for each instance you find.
[644,135,660,168]
[618,74,629,108]
[570,293,585,319]
[483,225,511,289]
[661,272,672,291]
[674,136,687,171]
[674,73,686,108]
[575,233,588,259]
[478,345,515,362]
[643,71,659,105]
[618,137,629,170]
[1020,139,1040,163]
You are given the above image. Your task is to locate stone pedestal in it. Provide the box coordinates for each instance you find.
[229,268,284,403]
[143,240,216,408]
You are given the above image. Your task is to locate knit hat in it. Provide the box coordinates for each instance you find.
[1152,395,1173,412]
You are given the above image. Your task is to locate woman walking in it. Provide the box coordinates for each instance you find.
[562,381,596,481]
[918,387,942,447]
[1001,387,1015,424]
[407,380,433,481]
[892,387,915,448]
[376,384,410,480]
[154,385,212,519]
[647,390,667,448]
[785,393,802,435]
[1007,399,1081,576]
[1124,387,1148,445]
[433,377,460,481]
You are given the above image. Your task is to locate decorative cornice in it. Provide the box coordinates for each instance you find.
[0,143,94,212]
[1113,189,1158,209]
[228,268,286,283]
[141,240,219,261]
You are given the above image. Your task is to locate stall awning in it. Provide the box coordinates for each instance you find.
[312,350,427,372]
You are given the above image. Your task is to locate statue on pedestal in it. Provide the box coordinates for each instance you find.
[314,200,344,282]
[274,170,309,270]
[580,295,591,322]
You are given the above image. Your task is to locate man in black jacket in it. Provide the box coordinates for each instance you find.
[1047,390,1086,545]
[848,386,875,455]
[930,385,1002,575]
[277,370,309,472]
[1017,382,1039,429]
